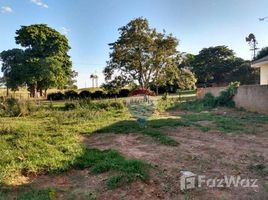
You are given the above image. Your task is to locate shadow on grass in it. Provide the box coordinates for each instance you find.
[91,118,191,146]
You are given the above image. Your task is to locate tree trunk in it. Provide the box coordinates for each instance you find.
[39,89,43,97]
[30,83,37,98]
[6,87,9,96]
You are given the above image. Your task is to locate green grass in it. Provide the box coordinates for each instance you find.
[1,97,268,198]
[182,113,245,133]
[95,119,180,146]
[16,188,57,200]
[73,148,149,189]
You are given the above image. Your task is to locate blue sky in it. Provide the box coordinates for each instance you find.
[1,0,268,88]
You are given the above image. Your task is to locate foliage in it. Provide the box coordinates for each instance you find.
[47,92,65,101]
[202,93,217,108]
[0,98,36,117]
[216,81,240,107]
[191,46,236,85]
[118,88,130,97]
[104,17,181,89]
[91,90,104,99]
[79,90,91,99]
[226,60,259,85]
[1,24,73,97]
[255,47,268,60]
[129,88,155,96]
[191,46,257,86]
[0,49,26,91]
[64,90,79,100]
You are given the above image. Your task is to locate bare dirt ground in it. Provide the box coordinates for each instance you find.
[7,109,268,200]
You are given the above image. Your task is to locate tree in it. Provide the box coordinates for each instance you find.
[14,24,73,97]
[226,59,259,85]
[255,47,268,60]
[191,46,236,86]
[104,18,180,91]
[0,49,26,95]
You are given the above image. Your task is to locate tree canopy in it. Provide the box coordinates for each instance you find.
[255,47,268,60]
[191,46,259,86]
[1,24,74,97]
[103,18,196,92]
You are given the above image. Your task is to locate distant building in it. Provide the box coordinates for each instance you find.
[252,55,268,85]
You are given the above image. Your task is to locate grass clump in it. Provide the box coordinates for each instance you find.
[15,188,57,200]
[73,148,149,189]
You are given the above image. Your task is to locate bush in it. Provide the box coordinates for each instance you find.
[129,88,155,96]
[47,92,65,101]
[0,98,36,117]
[202,93,216,108]
[216,82,239,107]
[65,90,79,100]
[91,91,104,99]
[118,89,130,97]
[79,90,91,99]
[201,82,240,108]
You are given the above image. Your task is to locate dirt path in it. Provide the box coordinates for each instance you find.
[81,126,268,200]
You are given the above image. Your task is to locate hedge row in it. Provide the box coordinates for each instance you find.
[47,89,130,101]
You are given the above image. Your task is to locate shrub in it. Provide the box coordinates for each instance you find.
[216,82,239,107]
[118,89,130,97]
[65,90,79,100]
[0,98,36,117]
[91,91,104,99]
[79,90,91,99]
[202,93,216,108]
[47,92,65,101]
[129,88,155,96]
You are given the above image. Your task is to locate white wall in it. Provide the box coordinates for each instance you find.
[260,65,268,85]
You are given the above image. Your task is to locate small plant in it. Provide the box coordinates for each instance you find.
[202,93,216,108]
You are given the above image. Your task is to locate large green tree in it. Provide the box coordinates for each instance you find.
[191,46,236,86]
[104,18,185,92]
[255,47,268,60]
[0,24,73,97]
[16,24,73,97]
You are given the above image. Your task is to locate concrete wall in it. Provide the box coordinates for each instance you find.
[260,65,268,85]
[197,86,227,99]
[197,85,268,114]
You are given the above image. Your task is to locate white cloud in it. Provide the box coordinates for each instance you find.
[60,27,71,35]
[30,0,48,8]
[1,6,13,13]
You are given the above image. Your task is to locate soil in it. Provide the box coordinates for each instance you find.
[5,108,268,200]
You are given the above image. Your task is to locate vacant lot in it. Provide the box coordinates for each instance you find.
[0,99,267,199]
